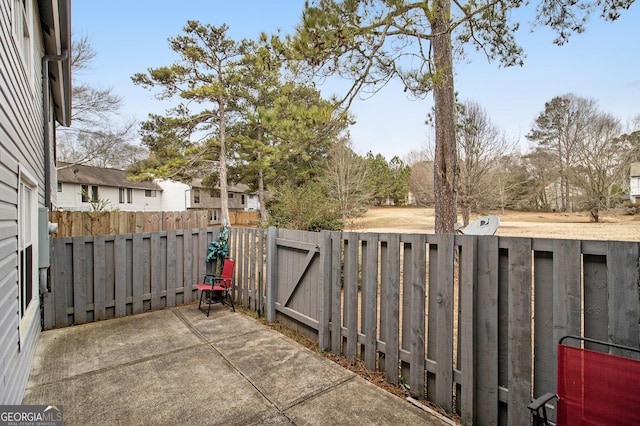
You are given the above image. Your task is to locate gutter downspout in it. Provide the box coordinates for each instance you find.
[42,49,68,209]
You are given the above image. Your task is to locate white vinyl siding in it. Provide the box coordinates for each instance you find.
[11,0,34,87]
[0,0,48,404]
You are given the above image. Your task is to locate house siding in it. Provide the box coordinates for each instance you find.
[630,162,640,204]
[0,0,56,404]
[57,182,163,212]
[56,163,165,212]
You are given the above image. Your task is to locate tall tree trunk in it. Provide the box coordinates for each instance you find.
[431,0,458,233]
[258,167,266,220]
[255,131,267,221]
[564,175,571,212]
[218,97,230,226]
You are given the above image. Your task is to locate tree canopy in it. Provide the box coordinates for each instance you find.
[289,0,634,232]
[132,21,254,225]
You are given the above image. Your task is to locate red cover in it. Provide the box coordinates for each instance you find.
[557,344,640,425]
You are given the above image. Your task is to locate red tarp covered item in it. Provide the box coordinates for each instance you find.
[557,343,640,425]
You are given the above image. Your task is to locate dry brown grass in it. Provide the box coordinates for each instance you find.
[346,207,640,241]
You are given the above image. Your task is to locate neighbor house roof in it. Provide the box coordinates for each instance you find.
[57,163,162,191]
[190,179,250,193]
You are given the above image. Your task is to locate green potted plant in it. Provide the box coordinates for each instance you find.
[206,225,230,274]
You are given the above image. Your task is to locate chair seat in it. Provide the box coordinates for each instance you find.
[196,283,228,291]
[197,259,236,316]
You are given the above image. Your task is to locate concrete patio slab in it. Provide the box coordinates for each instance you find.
[24,345,278,425]
[27,309,202,386]
[214,327,354,410]
[23,304,454,425]
[286,374,440,425]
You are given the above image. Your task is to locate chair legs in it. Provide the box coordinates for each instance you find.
[198,289,213,317]
[225,291,235,312]
[198,289,234,316]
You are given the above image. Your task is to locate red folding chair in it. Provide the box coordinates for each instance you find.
[197,259,235,316]
[529,336,640,425]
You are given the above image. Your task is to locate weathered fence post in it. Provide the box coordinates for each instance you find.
[318,230,332,350]
[266,226,278,322]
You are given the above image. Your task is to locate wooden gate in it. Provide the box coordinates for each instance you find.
[266,228,331,343]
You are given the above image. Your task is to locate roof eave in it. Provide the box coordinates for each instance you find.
[38,0,72,127]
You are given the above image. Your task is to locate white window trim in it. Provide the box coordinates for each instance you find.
[18,166,39,350]
[11,0,34,86]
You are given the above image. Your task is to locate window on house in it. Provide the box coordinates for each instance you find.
[241,194,245,205]
[57,182,62,192]
[19,177,34,321]
[119,187,125,203]
[229,193,234,199]
[81,184,89,202]
[211,190,220,198]
[145,190,157,198]
[127,188,133,204]
[12,0,32,76]
[81,185,98,203]
[193,188,200,204]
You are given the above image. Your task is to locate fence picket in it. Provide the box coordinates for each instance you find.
[52,238,69,327]
[533,248,555,412]
[114,235,127,317]
[363,234,379,371]
[318,230,332,350]
[410,234,427,400]
[166,232,177,308]
[475,236,499,425]
[457,235,476,424]
[607,242,640,350]
[72,239,87,324]
[434,234,453,408]
[381,234,400,386]
[132,234,144,314]
[426,239,437,401]
[507,238,533,425]
[330,231,342,354]
[93,236,107,321]
[150,232,162,310]
[344,233,359,361]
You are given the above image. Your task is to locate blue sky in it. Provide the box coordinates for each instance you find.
[72,1,639,160]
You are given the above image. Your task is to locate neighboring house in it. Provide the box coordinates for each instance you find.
[630,163,640,204]
[57,165,260,218]
[57,163,164,212]
[542,180,583,212]
[154,178,191,211]
[245,193,260,212]
[188,179,254,221]
[0,0,71,404]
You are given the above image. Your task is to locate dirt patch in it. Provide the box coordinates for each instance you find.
[346,207,640,241]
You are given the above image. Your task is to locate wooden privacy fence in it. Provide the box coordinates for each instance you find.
[49,210,259,237]
[43,226,640,425]
[44,228,218,327]
[261,229,640,425]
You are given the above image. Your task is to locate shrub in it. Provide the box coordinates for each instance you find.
[266,182,343,231]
